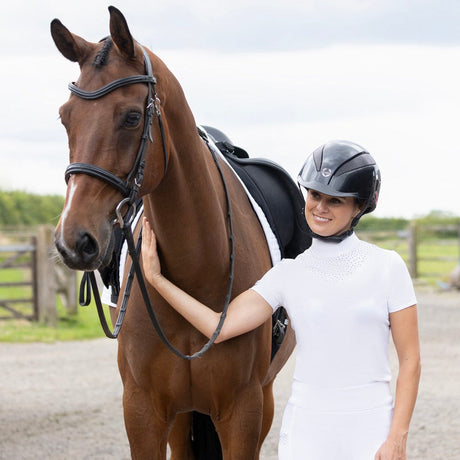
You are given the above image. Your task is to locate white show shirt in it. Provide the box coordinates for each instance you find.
[252,232,417,394]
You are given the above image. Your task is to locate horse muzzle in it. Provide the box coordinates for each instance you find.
[55,226,114,271]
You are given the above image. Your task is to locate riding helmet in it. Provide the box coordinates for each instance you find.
[298,140,381,216]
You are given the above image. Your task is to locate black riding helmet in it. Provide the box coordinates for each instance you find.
[298,140,381,240]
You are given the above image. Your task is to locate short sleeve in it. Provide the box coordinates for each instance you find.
[251,259,291,312]
[387,251,417,313]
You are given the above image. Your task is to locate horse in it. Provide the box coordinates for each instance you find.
[51,6,298,459]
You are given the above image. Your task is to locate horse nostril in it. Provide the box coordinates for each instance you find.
[75,231,99,263]
[55,238,69,260]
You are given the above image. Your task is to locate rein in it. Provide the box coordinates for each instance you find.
[71,44,234,359]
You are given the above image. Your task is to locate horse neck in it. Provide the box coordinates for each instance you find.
[143,127,232,286]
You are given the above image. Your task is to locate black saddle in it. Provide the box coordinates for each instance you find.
[203,126,311,260]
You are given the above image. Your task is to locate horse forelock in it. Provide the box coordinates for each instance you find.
[93,38,113,67]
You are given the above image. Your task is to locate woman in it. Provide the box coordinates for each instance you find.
[142,140,421,459]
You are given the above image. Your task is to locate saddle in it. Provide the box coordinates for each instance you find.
[203,126,311,260]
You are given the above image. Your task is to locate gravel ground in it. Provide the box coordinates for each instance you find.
[0,287,459,459]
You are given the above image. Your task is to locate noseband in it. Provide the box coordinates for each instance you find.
[64,45,168,211]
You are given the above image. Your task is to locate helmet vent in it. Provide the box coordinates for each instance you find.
[312,146,324,171]
[334,153,376,177]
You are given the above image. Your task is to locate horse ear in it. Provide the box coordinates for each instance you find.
[108,6,135,60]
[50,19,91,63]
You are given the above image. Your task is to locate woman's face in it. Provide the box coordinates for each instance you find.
[304,189,361,237]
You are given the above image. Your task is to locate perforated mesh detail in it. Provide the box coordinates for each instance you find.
[302,244,369,283]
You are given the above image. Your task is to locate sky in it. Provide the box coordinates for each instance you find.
[1,0,460,218]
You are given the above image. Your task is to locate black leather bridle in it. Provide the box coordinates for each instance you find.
[65,46,168,208]
[66,44,234,360]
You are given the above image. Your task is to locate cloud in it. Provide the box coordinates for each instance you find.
[1,1,460,218]
[3,0,460,58]
[133,0,460,51]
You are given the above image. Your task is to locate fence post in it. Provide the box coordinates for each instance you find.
[55,262,77,315]
[64,267,77,315]
[36,225,56,326]
[408,221,418,279]
[31,235,39,321]
[458,222,460,261]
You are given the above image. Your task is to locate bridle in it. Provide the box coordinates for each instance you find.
[65,43,234,360]
[65,46,167,207]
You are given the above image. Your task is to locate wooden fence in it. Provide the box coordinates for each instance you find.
[0,225,76,325]
[1,222,458,325]
[0,238,38,321]
[358,223,460,283]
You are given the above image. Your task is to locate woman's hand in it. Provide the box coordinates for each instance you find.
[139,215,273,342]
[374,433,407,459]
[141,217,162,286]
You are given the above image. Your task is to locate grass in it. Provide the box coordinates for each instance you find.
[1,235,459,343]
[359,234,459,286]
[0,302,105,342]
[0,265,106,342]
[417,241,459,284]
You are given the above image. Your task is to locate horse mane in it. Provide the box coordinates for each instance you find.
[93,38,113,67]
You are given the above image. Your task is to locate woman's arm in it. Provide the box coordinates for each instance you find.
[141,217,273,343]
[375,305,421,459]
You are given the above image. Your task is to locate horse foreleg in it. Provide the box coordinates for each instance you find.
[214,386,264,460]
[168,412,195,460]
[122,380,170,460]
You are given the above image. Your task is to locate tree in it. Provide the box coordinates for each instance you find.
[0,190,64,226]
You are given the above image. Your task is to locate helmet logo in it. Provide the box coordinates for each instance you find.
[321,167,332,178]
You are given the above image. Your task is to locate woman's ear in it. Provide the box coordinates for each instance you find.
[353,200,364,218]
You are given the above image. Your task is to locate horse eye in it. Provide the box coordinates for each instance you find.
[124,111,142,127]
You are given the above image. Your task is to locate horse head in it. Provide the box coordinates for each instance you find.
[51,6,172,271]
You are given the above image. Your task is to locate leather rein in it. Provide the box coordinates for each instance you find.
[68,44,234,360]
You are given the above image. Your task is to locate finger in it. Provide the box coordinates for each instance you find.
[142,218,158,254]
[142,221,153,255]
[143,216,150,233]
[142,217,149,243]
[143,217,152,244]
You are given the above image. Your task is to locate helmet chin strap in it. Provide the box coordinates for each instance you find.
[308,226,355,243]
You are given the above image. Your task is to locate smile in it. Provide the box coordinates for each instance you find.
[313,214,332,223]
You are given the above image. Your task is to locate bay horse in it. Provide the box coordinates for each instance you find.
[52,6,296,459]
